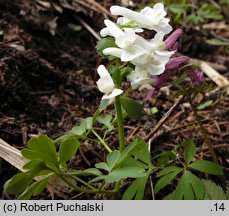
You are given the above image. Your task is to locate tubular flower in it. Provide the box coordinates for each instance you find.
[101,20,146,62]
[96,65,123,100]
[127,66,153,89]
[110,3,172,34]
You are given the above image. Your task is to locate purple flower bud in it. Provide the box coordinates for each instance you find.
[166,56,190,70]
[165,29,183,51]
[151,70,174,90]
[188,69,204,84]
[146,89,158,100]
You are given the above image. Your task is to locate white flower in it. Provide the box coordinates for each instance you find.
[127,66,153,89]
[110,3,172,34]
[100,20,146,62]
[130,34,175,76]
[96,65,123,100]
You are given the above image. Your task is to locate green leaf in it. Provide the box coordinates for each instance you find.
[189,160,223,175]
[71,120,86,135]
[107,150,121,171]
[155,167,182,193]
[90,166,146,183]
[121,157,149,169]
[156,166,183,178]
[156,151,176,166]
[21,135,58,166]
[118,137,143,163]
[122,172,150,200]
[96,114,113,131]
[18,176,49,200]
[71,117,93,135]
[97,114,112,126]
[108,64,122,87]
[58,138,80,164]
[225,182,229,199]
[98,99,109,112]
[4,172,34,194]
[120,96,145,120]
[132,138,152,165]
[197,100,213,110]
[163,191,176,200]
[82,168,103,176]
[96,37,117,57]
[181,139,196,165]
[54,134,78,145]
[202,179,226,200]
[23,159,45,170]
[175,171,204,200]
[67,23,82,31]
[95,162,109,171]
[105,166,146,183]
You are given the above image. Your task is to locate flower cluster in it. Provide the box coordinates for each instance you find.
[96,3,203,100]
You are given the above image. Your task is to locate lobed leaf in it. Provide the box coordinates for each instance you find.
[174,171,204,200]
[189,160,223,175]
[58,138,80,164]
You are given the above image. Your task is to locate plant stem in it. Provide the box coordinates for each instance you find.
[59,176,118,195]
[115,96,125,152]
[184,88,219,165]
[92,129,112,153]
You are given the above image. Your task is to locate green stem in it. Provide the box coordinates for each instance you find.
[184,88,219,165]
[92,130,112,153]
[115,96,125,152]
[59,176,118,195]
[70,176,96,190]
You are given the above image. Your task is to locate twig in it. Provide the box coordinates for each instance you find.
[74,15,101,40]
[144,96,184,142]
[148,139,155,200]
[199,61,229,94]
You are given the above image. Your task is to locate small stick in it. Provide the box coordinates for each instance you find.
[144,96,184,142]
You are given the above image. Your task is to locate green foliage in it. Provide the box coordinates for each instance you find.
[187,3,223,24]
[155,151,176,166]
[71,117,93,136]
[122,171,151,200]
[155,166,183,193]
[197,100,213,110]
[96,37,117,57]
[155,140,224,200]
[4,135,80,199]
[67,23,82,31]
[58,138,80,165]
[96,114,114,131]
[181,139,196,165]
[174,171,204,200]
[86,138,152,186]
[202,179,227,200]
[120,96,145,120]
[161,0,224,24]
[189,160,223,175]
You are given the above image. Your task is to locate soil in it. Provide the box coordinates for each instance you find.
[0,0,228,199]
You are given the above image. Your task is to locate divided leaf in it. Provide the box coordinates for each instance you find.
[122,172,150,200]
[189,160,223,175]
[21,135,58,167]
[155,166,182,193]
[18,176,50,200]
[174,171,204,200]
[107,150,121,171]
